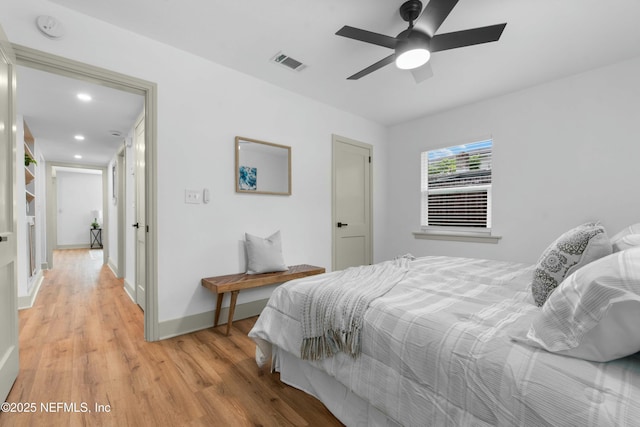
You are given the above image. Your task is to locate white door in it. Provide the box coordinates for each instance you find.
[0,26,20,401]
[116,148,126,278]
[332,135,372,271]
[134,115,146,310]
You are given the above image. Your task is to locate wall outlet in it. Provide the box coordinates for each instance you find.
[185,189,201,204]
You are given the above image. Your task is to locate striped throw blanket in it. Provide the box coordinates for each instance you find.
[300,257,410,361]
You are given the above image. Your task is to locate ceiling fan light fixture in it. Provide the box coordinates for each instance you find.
[395,32,431,70]
[336,0,506,80]
[396,48,430,70]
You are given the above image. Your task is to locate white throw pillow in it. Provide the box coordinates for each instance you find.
[610,223,640,252]
[531,222,611,306]
[518,247,640,362]
[245,230,288,275]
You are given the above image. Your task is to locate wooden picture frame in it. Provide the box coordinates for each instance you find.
[235,136,291,195]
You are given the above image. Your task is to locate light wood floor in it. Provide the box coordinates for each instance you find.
[1,249,342,427]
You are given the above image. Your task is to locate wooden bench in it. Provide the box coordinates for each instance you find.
[201,264,325,335]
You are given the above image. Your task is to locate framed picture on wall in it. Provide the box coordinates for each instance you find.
[238,165,257,191]
[234,136,291,195]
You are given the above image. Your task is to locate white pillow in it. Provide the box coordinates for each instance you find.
[610,223,640,252]
[245,230,288,275]
[531,222,611,306]
[612,235,640,252]
[517,247,640,362]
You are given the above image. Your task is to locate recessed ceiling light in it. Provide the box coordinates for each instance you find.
[77,93,92,102]
[74,135,85,141]
[74,155,82,159]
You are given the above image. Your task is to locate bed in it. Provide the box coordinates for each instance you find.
[248,224,640,426]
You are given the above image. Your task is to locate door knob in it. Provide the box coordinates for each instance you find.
[132,222,140,228]
[0,236,7,242]
[337,222,348,228]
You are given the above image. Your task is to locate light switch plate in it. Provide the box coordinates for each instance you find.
[185,190,201,204]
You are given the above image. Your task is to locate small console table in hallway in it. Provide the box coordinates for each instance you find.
[90,228,103,249]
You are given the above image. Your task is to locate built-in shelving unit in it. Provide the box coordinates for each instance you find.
[23,119,37,277]
[25,166,35,185]
[24,120,36,213]
[25,191,35,204]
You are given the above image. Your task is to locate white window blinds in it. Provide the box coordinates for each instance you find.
[421,139,492,229]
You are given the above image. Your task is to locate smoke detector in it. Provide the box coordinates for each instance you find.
[271,52,306,72]
[36,15,65,40]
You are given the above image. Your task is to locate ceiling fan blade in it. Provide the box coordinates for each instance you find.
[419,0,459,37]
[336,26,398,49]
[430,23,507,52]
[411,62,434,83]
[347,54,396,80]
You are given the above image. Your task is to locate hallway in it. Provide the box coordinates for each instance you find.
[1,249,340,426]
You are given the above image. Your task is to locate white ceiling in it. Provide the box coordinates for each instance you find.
[17,66,143,165]
[46,0,640,126]
[17,0,640,165]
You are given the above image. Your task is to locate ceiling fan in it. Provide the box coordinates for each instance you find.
[336,0,507,82]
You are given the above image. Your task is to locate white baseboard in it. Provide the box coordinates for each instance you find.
[56,244,92,250]
[158,298,269,340]
[18,271,44,310]
[107,258,119,277]
[137,285,146,310]
[123,279,135,302]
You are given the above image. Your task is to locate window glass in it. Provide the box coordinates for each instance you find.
[421,139,492,229]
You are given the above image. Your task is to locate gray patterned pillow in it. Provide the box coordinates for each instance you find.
[531,222,612,306]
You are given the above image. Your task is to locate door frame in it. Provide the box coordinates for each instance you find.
[134,114,146,310]
[46,163,107,258]
[13,44,160,341]
[331,134,373,271]
[0,25,19,402]
[116,146,126,278]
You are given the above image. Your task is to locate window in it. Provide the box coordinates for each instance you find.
[421,139,492,230]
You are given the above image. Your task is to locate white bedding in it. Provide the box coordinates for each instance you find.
[248,256,640,426]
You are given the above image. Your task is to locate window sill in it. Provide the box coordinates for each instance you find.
[412,230,502,244]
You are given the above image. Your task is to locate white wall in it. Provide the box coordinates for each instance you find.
[106,138,132,281]
[106,155,117,270]
[385,56,640,264]
[35,151,46,271]
[1,0,389,324]
[55,170,103,246]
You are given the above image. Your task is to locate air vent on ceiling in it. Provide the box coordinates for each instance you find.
[271,52,306,72]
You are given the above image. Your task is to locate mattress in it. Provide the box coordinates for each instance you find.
[248,256,640,426]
